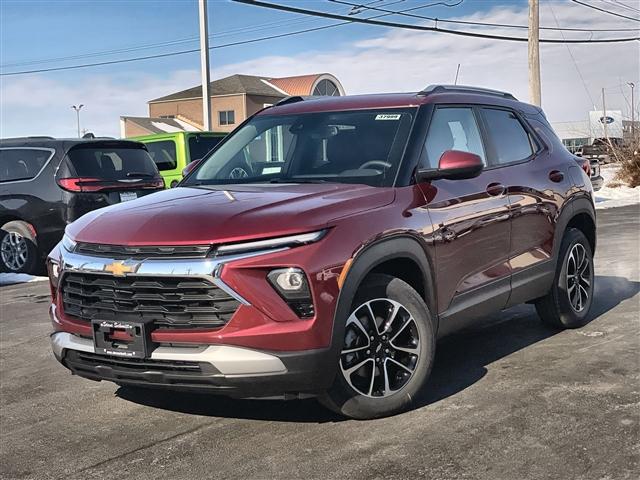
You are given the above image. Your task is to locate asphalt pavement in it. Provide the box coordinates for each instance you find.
[1,205,639,480]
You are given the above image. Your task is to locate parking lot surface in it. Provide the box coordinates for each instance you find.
[1,205,639,480]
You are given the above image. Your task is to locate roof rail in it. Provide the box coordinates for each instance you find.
[418,84,517,100]
[274,96,307,106]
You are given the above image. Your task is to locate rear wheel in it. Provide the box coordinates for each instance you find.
[0,221,39,274]
[319,274,435,419]
[535,228,594,328]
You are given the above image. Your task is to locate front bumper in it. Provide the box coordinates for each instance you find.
[51,331,335,397]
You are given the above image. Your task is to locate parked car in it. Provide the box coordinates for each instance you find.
[132,131,226,188]
[0,137,164,274]
[48,86,596,419]
[574,156,603,191]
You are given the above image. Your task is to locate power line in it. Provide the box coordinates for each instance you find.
[233,0,640,42]
[330,0,640,31]
[547,1,597,109]
[571,0,640,22]
[602,0,640,14]
[0,0,466,76]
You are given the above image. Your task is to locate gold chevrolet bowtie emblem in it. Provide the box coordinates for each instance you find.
[104,261,136,276]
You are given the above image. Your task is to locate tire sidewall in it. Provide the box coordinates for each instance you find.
[0,221,38,274]
[553,228,594,327]
[322,274,435,419]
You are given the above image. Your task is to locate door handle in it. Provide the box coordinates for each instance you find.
[548,170,564,183]
[486,182,506,196]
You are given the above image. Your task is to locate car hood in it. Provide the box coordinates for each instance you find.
[67,183,395,245]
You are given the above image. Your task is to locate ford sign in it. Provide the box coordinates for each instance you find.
[599,116,615,124]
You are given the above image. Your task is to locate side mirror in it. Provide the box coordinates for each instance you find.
[416,150,484,182]
[182,158,202,177]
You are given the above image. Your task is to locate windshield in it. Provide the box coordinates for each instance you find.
[184,109,415,187]
[67,145,158,180]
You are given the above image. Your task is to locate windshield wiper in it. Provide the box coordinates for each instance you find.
[268,177,328,184]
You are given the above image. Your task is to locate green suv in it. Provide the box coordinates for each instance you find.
[132,132,226,188]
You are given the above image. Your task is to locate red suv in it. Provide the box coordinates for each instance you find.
[48,86,596,419]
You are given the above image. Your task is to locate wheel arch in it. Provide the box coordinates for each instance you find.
[328,234,437,362]
[554,197,596,260]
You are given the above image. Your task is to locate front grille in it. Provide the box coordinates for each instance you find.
[71,351,204,374]
[74,242,211,259]
[61,272,239,329]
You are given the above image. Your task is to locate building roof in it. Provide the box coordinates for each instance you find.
[121,116,202,134]
[148,73,345,103]
[149,74,288,103]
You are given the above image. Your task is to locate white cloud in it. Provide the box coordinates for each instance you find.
[0,0,637,137]
[0,70,198,138]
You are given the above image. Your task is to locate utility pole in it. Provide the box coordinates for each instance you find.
[628,82,636,141]
[71,104,84,138]
[199,0,212,131]
[528,0,541,106]
[602,88,609,141]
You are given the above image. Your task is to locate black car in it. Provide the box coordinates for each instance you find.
[0,137,164,274]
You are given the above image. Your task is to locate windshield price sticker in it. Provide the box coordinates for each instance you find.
[375,114,401,121]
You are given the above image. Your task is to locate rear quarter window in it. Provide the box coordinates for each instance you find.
[0,148,53,182]
[144,140,177,171]
[66,145,158,179]
[188,136,223,163]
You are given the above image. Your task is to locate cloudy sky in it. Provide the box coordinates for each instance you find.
[1,0,638,138]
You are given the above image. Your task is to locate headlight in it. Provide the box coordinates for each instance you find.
[61,233,76,252]
[215,230,326,256]
[47,258,60,292]
[267,268,314,318]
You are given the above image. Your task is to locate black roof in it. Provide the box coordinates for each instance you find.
[0,137,145,150]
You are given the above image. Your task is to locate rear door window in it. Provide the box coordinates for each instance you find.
[0,148,53,182]
[145,140,177,171]
[188,136,223,163]
[481,108,535,165]
[66,145,158,180]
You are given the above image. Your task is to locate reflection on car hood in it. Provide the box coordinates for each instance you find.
[67,183,395,245]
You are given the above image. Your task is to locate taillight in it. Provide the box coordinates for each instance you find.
[57,177,103,192]
[580,159,591,177]
[145,177,165,189]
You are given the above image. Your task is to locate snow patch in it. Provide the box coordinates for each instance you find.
[594,164,640,210]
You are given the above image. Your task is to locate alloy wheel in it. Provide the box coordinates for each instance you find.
[340,298,420,398]
[566,243,592,312]
[1,231,28,271]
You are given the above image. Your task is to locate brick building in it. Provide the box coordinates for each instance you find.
[121,73,344,137]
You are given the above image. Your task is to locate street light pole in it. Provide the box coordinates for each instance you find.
[199,0,212,131]
[71,104,84,138]
[628,82,636,142]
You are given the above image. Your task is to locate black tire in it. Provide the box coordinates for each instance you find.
[319,274,435,419]
[535,228,594,329]
[0,221,39,275]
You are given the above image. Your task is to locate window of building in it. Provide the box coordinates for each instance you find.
[482,108,535,165]
[312,79,340,96]
[0,148,53,182]
[422,107,486,169]
[219,110,235,126]
[562,138,590,154]
[144,140,177,171]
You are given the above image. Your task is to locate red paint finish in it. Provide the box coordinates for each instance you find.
[51,89,591,353]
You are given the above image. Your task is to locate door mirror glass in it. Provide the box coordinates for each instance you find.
[416,150,484,182]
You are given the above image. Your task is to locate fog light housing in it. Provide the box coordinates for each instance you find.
[267,268,314,318]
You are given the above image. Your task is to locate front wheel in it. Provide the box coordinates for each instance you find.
[319,274,435,419]
[0,221,39,274]
[535,228,594,329]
